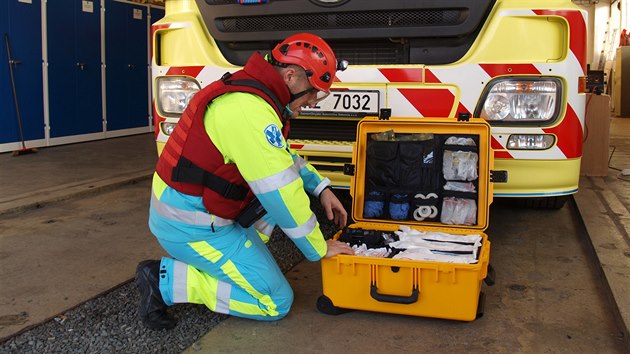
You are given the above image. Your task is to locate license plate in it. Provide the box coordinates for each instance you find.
[300,90,380,118]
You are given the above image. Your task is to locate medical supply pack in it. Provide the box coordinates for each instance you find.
[318,116,502,321]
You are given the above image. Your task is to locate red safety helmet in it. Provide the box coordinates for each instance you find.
[271,33,339,92]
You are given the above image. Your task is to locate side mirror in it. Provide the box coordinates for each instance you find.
[337,59,349,71]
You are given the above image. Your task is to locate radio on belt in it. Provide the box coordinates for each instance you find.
[236,198,266,228]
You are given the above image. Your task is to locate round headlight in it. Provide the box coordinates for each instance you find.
[483,93,510,120]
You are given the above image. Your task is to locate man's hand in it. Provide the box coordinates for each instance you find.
[324,239,354,258]
[319,187,348,228]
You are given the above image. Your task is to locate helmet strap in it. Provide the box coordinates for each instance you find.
[283,104,293,119]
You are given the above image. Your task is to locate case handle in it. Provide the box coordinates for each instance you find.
[370,284,419,304]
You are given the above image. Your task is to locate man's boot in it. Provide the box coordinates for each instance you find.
[135,260,177,330]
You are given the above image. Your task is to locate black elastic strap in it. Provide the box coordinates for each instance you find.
[172,157,248,201]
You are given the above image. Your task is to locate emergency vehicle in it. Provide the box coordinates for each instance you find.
[151,0,587,209]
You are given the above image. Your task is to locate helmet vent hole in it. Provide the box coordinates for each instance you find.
[279,44,289,55]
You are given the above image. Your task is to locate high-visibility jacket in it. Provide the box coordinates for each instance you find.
[155,52,291,220]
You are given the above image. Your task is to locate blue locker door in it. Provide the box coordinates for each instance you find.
[105,0,148,131]
[150,6,165,24]
[0,0,44,145]
[47,0,102,138]
[149,6,164,128]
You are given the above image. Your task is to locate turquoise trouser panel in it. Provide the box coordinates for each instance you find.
[150,203,293,321]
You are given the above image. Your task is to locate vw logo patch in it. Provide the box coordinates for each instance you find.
[264,124,284,148]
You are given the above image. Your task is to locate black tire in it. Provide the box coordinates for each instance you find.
[515,195,569,210]
[476,291,486,319]
[484,263,496,286]
[316,295,352,315]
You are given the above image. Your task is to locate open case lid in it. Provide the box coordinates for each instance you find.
[348,116,495,232]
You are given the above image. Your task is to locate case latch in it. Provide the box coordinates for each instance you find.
[343,163,355,176]
[379,108,391,120]
[457,112,471,122]
[490,170,508,183]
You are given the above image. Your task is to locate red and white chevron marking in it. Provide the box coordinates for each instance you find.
[153,9,586,161]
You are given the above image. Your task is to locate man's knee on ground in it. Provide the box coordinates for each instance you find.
[261,285,294,320]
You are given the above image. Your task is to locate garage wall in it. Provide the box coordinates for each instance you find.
[0,0,164,153]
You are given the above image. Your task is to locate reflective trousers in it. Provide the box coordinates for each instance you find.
[149,191,293,321]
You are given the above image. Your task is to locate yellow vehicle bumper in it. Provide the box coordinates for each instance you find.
[492,158,581,197]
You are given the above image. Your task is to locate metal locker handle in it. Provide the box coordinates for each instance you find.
[76,62,86,70]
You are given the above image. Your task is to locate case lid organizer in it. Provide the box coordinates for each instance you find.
[347,117,494,232]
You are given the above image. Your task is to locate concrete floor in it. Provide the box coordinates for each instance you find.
[0,134,164,341]
[0,118,628,351]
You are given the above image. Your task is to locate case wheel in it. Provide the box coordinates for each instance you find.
[484,263,496,286]
[316,295,352,315]
[476,291,486,319]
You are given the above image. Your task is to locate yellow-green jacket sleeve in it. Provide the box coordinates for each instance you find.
[205,92,327,261]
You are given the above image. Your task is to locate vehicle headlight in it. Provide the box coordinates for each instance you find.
[156,76,200,117]
[160,122,177,136]
[476,78,562,124]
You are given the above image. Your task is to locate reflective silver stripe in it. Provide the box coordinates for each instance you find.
[253,218,274,237]
[247,164,300,194]
[214,280,232,314]
[312,177,331,198]
[151,192,234,227]
[172,260,189,303]
[281,213,318,239]
[294,155,308,170]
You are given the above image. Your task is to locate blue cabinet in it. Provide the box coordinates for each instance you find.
[150,6,165,25]
[47,0,102,138]
[0,0,44,145]
[0,0,162,152]
[105,0,149,131]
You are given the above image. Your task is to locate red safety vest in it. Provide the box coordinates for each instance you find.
[155,52,291,220]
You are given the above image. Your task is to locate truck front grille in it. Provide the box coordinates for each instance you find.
[219,9,464,33]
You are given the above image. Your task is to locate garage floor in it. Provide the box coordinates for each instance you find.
[0,118,628,351]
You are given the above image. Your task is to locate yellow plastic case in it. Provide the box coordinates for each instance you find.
[319,116,496,321]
